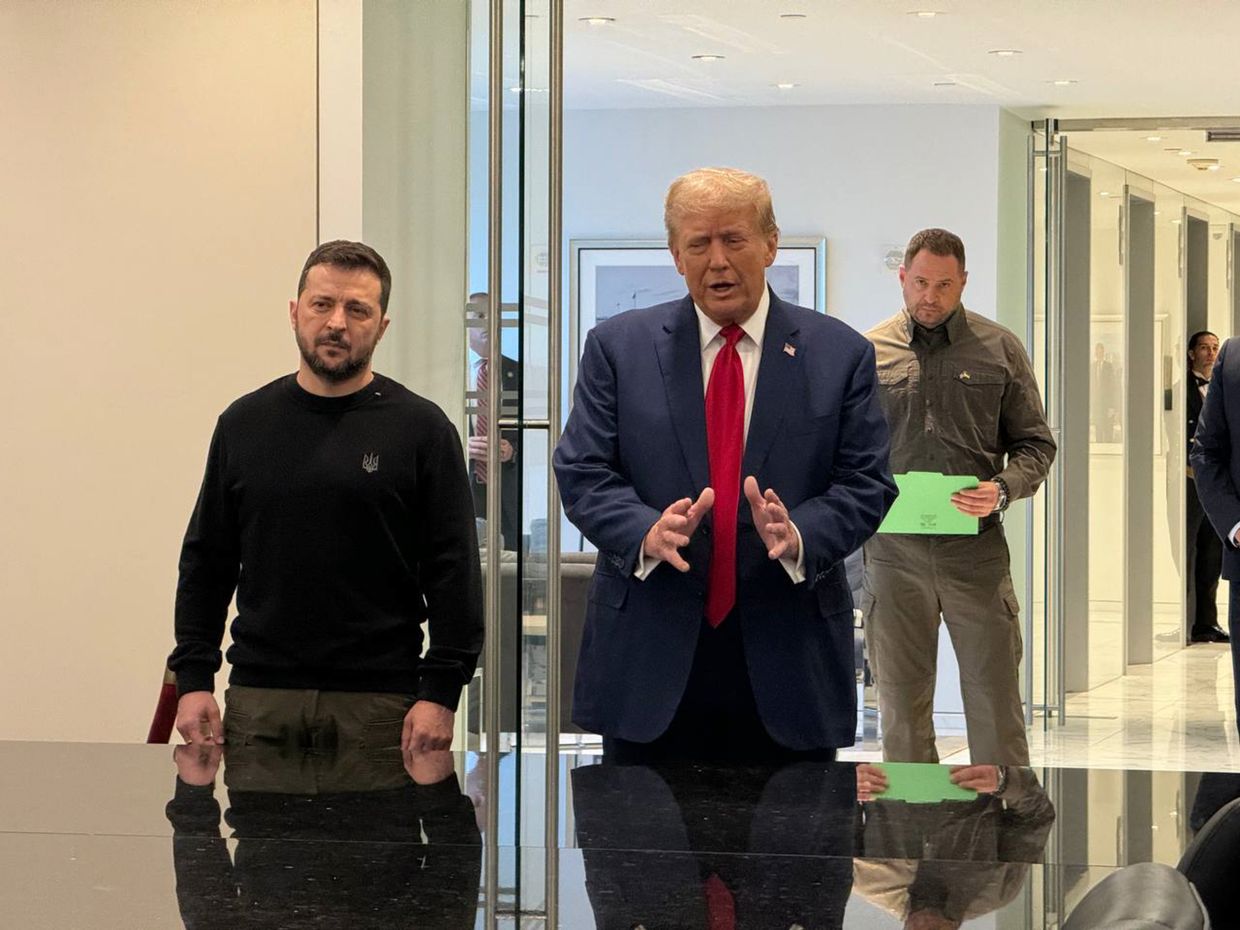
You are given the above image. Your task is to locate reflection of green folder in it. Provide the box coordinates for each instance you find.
[877,763,977,803]
[878,471,980,535]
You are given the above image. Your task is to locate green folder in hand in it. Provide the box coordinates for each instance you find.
[878,471,980,535]
[875,762,978,803]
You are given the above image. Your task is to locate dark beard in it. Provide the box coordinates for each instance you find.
[297,332,373,384]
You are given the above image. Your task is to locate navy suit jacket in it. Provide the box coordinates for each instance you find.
[553,292,897,749]
[1191,337,1240,580]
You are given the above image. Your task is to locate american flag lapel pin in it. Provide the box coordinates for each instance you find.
[783,342,796,357]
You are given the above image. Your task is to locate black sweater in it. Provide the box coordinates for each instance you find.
[168,374,483,709]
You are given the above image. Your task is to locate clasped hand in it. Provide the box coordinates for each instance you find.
[642,477,799,571]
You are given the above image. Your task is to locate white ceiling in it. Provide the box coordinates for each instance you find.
[554,0,1240,115]
[1066,129,1240,218]
[492,1,1240,215]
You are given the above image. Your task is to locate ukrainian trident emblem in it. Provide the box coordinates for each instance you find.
[362,453,380,473]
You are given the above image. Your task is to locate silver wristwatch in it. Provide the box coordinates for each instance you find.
[992,476,1010,513]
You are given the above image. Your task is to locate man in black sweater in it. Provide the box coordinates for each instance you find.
[168,240,484,753]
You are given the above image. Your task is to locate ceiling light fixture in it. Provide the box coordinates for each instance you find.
[1178,149,1194,156]
[579,16,615,25]
[933,80,958,86]
[1232,177,1240,182]
[774,82,799,89]
[1099,191,1113,197]
[779,13,808,19]
[1146,136,1163,142]
[908,10,944,17]
[1046,79,1078,86]
[692,54,725,61]
[988,48,1022,57]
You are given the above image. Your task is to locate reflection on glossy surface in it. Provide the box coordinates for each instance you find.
[854,766,1055,925]
[165,744,480,929]
[4,743,1240,928]
[572,760,857,928]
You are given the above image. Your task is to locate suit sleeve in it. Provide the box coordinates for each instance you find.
[788,340,898,583]
[553,329,662,574]
[1191,339,1240,544]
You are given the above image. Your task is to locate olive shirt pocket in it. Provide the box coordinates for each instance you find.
[951,364,1006,433]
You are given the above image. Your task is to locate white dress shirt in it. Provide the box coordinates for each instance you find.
[636,285,806,583]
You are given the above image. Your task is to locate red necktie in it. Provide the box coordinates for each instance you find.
[705,324,744,627]
[474,359,489,483]
[703,873,736,930]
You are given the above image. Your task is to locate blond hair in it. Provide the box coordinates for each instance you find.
[663,167,780,245]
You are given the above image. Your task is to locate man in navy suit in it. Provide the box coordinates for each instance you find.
[553,167,896,762]
[1188,335,1240,735]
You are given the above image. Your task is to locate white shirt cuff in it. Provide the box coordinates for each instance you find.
[1229,520,1240,548]
[634,546,661,580]
[779,521,807,584]
[638,523,806,582]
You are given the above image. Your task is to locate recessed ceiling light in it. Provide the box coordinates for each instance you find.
[933,80,958,87]
[1046,79,1078,86]
[579,16,615,25]
[988,48,1022,57]
[1146,136,1163,142]
[779,13,808,19]
[1178,149,1194,156]
[1099,191,1113,197]
[908,9,945,17]
[692,54,725,62]
[774,82,799,89]
[1208,164,1222,171]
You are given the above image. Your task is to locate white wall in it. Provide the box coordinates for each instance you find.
[0,1,318,741]
[564,104,1005,334]
[363,0,470,427]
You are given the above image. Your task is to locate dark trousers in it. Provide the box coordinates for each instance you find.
[1229,586,1240,739]
[1187,478,1224,634]
[604,616,837,765]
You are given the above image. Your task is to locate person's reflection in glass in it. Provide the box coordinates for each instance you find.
[1189,771,1240,832]
[853,763,1056,928]
[166,742,481,929]
[572,759,856,929]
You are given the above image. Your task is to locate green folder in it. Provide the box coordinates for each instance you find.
[874,762,978,803]
[877,471,980,535]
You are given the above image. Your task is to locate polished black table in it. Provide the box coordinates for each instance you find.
[2,741,1236,928]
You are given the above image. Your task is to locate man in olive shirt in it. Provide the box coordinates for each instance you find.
[864,228,1056,766]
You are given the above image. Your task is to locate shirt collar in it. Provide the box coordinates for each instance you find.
[695,284,770,352]
[899,304,966,345]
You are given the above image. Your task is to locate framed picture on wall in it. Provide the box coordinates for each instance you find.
[568,237,826,393]
[1089,315,1124,452]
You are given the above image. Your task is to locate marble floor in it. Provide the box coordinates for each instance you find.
[842,641,1240,771]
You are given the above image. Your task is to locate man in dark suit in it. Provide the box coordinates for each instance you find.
[572,760,856,929]
[1185,330,1228,643]
[466,292,520,550]
[553,167,896,762]
[1189,335,1240,736]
